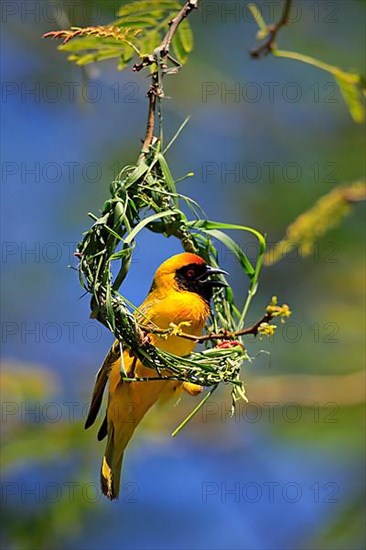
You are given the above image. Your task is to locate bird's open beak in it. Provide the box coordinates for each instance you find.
[198,265,229,288]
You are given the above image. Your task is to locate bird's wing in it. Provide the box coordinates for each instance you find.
[84,341,120,430]
[84,296,155,433]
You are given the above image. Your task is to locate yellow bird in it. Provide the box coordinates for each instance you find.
[84,252,227,500]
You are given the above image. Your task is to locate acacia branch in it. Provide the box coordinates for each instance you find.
[133,1,198,72]
[137,1,198,158]
[140,84,158,155]
[251,0,292,58]
[160,0,198,56]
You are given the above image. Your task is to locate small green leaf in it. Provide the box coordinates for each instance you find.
[172,18,193,64]
[197,226,255,280]
[109,246,134,262]
[124,209,177,245]
[115,18,157,30]
[171,35,187,64]
[189,219,266,272]
[118,0,181,19]
[248,3,269,36]
[336,76,365,123]
[124,162,150,188]
[177,18,193,53]
[274,49,365,125]
[138,30,160,57]
[59,35,136,67]
[156,153,179,205]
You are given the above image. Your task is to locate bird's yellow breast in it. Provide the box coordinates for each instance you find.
[143,289,210,356]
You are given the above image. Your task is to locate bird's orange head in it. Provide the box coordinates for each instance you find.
[150,252,228,302]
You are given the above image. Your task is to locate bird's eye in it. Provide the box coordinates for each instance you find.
[186,268,196,278]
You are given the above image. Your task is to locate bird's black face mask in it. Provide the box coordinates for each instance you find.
[175,263,228,301]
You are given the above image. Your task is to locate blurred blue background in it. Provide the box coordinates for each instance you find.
[1,1,365,549]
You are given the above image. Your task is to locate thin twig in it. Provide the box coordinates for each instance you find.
[140,84,158,155]
[140,312,272,344]
[133,1,199,72]
[251,0,292,58]
[136,1,198,157]
[160,0,198,56]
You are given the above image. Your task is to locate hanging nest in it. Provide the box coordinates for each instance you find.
[75,139,290,433]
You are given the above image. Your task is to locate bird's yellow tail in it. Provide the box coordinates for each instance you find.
[100,421,135,500]
[99,377,203,499]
